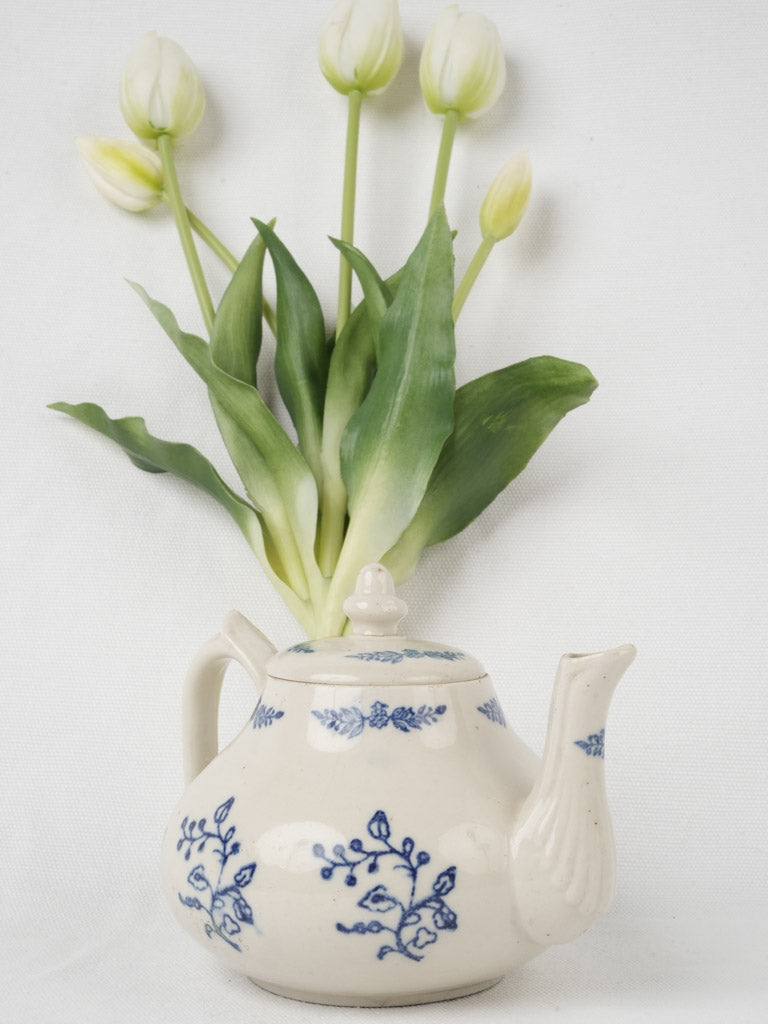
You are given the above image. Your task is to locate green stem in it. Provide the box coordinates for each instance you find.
[429,109,460,218]
[183,206,238,272]
[336,89,363,339]
[452,235,496,321]
[157,134,215,335]
[172,201,278,338]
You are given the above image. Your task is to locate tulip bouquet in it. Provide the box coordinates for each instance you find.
[54,1,597,638]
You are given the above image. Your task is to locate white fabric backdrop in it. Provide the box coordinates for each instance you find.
[2,1,766,1021]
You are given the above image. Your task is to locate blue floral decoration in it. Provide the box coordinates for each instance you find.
[477,698,507,728]
[176,796,257,951]
[345,648,465,664]
[250,703,284,729]
[312,701,446,738]
[574,728,605,758]
[288,642,315,654]
[313,810,458,962]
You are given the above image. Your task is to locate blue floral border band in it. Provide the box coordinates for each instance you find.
[312,701,446,738]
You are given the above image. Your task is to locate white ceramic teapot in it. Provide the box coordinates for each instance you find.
[161,564,635,1007]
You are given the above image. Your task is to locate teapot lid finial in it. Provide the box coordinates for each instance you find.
[343,563,407,636]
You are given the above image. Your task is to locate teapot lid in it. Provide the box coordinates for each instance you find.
[267,564,485,685]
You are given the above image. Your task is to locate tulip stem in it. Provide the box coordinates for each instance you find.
[336,89,363,339]
[178,207,278,337]
[157,133,215,335]
[182,207,238,272]
[452,235,495,321]
[429,109,460,218]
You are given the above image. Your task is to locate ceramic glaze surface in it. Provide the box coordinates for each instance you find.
[161,564,635,1007]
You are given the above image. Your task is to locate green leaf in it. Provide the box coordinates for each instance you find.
[317,253,401,575]
[129,283,323,605]
[328,237,392,329]
[48,401,313,631]
[321,208,456,632]
[382,356,598,581]
[253,219,328,484]
[211,230,268,386]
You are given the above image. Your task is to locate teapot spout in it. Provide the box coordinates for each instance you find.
[511,644,636,947]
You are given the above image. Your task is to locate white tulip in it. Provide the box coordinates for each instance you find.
[420,4,506,119]
[319,0,404,95]
[479,152,532,241]
[120,32,205,143]
[76,136,164,212]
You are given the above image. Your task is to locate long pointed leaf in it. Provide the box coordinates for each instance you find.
[383,356,598,582]
[253,219,328,484]
[208,226,314,592]
[48,401,313,631]
[328,237,392,327]
[321,208,456,632]
[317,251,400,574]
[129,283,323,603]
[211,231,267,386]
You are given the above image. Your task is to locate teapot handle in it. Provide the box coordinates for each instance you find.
[182,610,277,784]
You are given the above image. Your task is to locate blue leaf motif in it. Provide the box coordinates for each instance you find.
[221,914,241,936]
[433,904,458,931]
[412,927,438,949]
[233,862,257,888]
[432,866,456,896]
[187,865,209,891]
[367,810,390,841]
[214,797,234,824]
[358,885,400,914]
[233,896,254,924]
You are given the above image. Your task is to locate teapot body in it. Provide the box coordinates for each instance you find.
[161,671,543,1006]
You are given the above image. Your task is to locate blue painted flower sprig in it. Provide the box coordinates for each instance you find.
[313,810,458,962]
[574,728,605,758]
[176,796,257,951]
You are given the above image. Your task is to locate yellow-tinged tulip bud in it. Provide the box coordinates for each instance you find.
[76,136,165,212]
[479,153,532,241]
[319,0,404,95]
[119,32,205,144]
[420,4,506,119]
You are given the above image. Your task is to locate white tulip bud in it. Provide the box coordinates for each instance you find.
[420,5,506,119]
[319,0,404,95]
[479,153,532,241]
[76,136,165,212]
[119,32,205,144]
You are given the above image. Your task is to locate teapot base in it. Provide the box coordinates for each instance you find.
[249,975,504,1007]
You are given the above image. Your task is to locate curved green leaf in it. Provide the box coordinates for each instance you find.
[253,219,328,484]
[211,230,268,386]
[328,237,392,328]
[317,252,401,574]
[383,356,598,582]
[321,208,456,633]
[48,400,313,631]
[129,282,323,605]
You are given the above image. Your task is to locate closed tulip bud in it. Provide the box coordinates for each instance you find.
[119,32,205,144]
[76,136,165,212]
[420,4,506,119]
[319,0,404,95]
[479,153,532,241]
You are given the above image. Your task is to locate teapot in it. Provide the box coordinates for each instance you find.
[161,564,635,1007]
